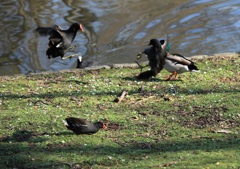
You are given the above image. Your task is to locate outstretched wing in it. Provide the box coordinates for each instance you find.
[35,27,54,36]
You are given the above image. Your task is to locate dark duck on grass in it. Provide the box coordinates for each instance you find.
[159,40,199,80]
[137,38,168,80]
[63,117,107,135]
[36,23,84,59]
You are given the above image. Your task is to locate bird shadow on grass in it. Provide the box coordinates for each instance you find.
[122,74,185,82]
[65,80,89,85]
[1,127,239,169]
[1,133,239,169]
[122,76,166,82]
[0,130,47,143]
[0,130,74,143]
[44,79,89,85]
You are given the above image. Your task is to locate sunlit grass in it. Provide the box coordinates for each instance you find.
[0,55,239,168]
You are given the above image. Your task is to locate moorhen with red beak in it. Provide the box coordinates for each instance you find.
[63,117,107,135]
[36,23,84,59]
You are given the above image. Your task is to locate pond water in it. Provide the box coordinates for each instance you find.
[0,0,239,75]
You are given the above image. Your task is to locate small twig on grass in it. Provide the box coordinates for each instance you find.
[33,100,49,105]
[114,90,128,103]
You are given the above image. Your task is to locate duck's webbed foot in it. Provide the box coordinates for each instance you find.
[173,73,178,80]
[165,72,178,81]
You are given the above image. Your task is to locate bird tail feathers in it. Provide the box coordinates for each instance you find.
[62,120,69,126]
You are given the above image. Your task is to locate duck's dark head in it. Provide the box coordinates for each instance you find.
[188,64,199,72]
[148,39,161,49]
[71,23,84,32]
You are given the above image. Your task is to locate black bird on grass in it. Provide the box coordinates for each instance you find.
[63,117,107,135]
[137,37,168,80]
[36,22,84,59]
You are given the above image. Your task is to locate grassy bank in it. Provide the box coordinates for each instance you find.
[0,53,239,168]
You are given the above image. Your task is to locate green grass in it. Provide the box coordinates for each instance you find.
[0,55,239,168]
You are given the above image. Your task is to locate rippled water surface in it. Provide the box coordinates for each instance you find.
[0,0,239,75]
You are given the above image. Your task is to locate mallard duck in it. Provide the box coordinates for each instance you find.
[164,53,199,80]
[63,117,107,135]
[159,40,199,80]
[36,23,84,59]
[137,38,168,80]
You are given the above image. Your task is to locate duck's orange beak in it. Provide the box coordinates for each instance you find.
[80,24,84,32]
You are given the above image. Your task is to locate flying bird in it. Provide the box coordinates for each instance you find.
[36,22,84,59]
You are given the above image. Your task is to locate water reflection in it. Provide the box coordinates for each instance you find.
[0,0,239,75]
